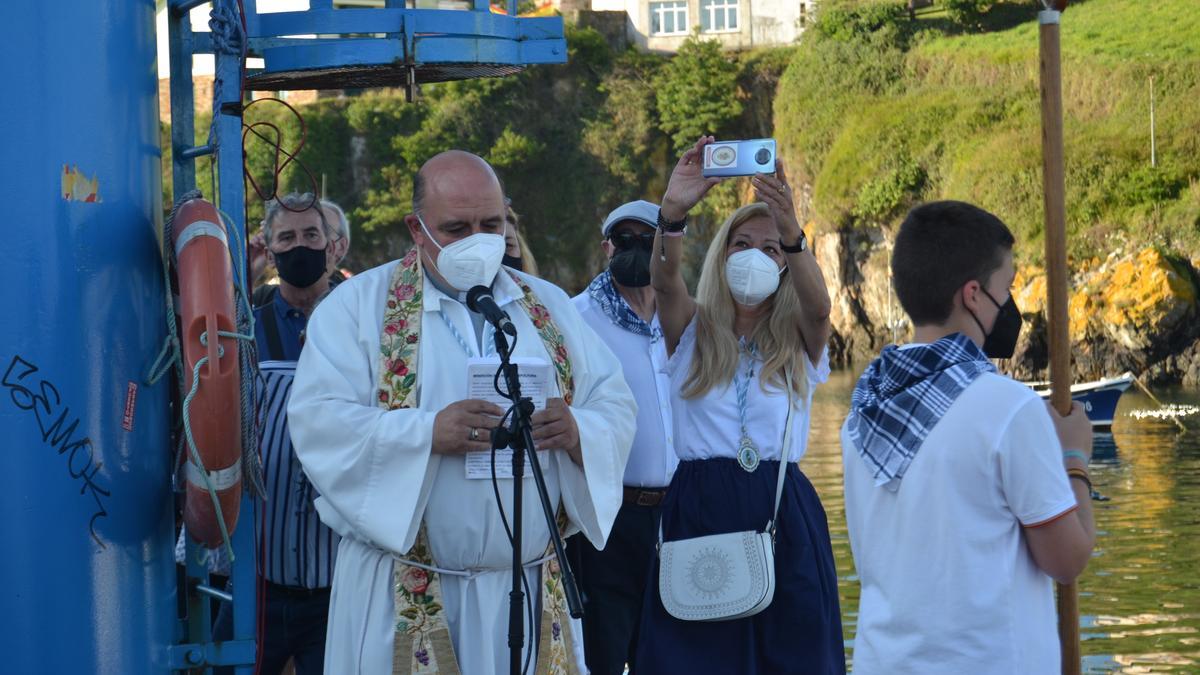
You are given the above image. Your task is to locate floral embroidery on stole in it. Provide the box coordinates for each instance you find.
[378,249,579,675]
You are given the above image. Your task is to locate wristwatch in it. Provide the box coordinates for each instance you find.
[656,208,688,234]
[781,230,807,253]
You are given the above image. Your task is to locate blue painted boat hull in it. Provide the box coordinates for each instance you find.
[1032,375,1134,428]
[1072,387,1126,427]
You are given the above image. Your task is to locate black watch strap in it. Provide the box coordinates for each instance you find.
[781,230,807,253]
[656,208,688,233]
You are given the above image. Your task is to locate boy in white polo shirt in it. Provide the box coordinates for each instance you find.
[841,200,1096,674]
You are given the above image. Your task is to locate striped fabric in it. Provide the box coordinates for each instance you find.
[259,360,339,588]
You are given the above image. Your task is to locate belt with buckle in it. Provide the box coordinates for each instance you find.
[623,486,667,507]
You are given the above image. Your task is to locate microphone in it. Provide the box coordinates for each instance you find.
[466,285,517,337]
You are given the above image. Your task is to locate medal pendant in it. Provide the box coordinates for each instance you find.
[736,437,760,472]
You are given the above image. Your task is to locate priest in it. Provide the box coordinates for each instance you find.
[288,150,636,674]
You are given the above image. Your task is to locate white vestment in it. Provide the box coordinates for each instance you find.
[288,260,636,674]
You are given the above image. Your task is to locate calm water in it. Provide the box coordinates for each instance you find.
[801,370,1200,673]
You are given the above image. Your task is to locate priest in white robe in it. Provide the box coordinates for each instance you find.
[288,150,636,674]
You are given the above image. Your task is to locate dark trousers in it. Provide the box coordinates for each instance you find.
[567,500,663,675]
[215,580,330,675]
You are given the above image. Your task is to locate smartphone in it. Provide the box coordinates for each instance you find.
[702,139,777,177]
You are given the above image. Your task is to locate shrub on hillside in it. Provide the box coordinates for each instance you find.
[655,35,743,152]
[814,0,908,41]
[944,0,993,28]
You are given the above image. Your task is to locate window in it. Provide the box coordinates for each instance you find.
[700,0,738,32]
[650,1,688,35]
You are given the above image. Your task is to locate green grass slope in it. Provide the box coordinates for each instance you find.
[776,0,1200,262]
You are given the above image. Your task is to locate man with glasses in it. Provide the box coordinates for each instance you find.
[568,200,678,675]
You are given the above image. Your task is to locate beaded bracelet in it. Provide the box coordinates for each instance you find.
[656,209,688,233]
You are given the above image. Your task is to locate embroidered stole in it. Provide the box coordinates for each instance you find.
[378,248,579,674]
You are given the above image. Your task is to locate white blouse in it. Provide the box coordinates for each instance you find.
[666,318,829,464]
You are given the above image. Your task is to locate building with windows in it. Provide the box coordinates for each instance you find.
[590,0,812,52]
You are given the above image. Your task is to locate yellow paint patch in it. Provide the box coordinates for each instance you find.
[61,165,101,203]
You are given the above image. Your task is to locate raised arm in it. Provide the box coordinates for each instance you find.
[752,158,831,364]
[653,136,723,355]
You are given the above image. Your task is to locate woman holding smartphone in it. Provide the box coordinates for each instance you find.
[636,136,844,674]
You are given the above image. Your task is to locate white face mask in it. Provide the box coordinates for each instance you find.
[418,215,507,292]
[725,248,783,307]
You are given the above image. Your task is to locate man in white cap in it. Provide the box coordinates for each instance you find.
[568,200,677,675]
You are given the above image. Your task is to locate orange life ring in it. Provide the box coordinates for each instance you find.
[172,198,243,548]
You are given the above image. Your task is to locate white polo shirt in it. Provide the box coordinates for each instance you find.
[573,291,677,488]
[841,371,1078,675]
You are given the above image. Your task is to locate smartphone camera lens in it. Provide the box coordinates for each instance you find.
[755,147,771,165]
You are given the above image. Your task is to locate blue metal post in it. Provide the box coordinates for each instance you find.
[169,1,198,195]
[212,3,257,669]
[0,1,173,672]
[169,0,257,671]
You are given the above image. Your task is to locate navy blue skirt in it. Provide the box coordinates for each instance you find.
[634,458,845,675]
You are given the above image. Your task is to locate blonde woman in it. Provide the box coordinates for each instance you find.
[636,137,844,674]
[503,205,540,276]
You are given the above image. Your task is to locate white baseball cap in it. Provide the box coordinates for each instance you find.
[601,200,659,237]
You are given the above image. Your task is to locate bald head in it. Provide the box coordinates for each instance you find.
[412,151,503,214]
[405,150,509,274]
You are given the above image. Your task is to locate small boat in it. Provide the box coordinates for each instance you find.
[1026,372,1135,428]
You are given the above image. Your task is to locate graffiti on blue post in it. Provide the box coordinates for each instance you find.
[3,355,111,549]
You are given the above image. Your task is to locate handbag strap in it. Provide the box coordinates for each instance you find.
[657,362,796,547]
[656,365,798,548]
[766,366,796,539]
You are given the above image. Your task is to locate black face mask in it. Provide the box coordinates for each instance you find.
[274,245,327,289]
[969,288,1023,359]
[609,246,652,288]
[502,254,524,272]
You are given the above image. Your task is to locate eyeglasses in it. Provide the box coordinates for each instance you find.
[609,231,656,251]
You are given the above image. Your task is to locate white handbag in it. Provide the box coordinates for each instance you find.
[657,368,795,622]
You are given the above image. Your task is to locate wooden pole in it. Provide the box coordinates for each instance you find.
[1150,75,1157,168]
[1038,7,1082,675]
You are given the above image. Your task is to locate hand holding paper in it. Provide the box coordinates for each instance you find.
[533,398,582,465]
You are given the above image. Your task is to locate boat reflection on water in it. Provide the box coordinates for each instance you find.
[1092,431,1119,462]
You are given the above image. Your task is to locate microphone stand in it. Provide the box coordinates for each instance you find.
[488,325,584,675]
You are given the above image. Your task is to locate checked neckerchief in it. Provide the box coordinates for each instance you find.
[585,270,655,338]
[846,333,996,491]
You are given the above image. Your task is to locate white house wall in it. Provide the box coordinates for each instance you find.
[601,0,808,53]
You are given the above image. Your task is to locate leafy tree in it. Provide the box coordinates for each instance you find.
[655,35,743,152]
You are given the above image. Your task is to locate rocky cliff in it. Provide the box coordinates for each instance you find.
[817,227,1200,386]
